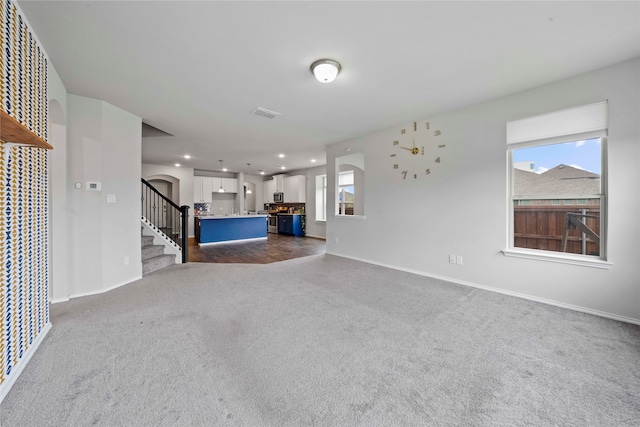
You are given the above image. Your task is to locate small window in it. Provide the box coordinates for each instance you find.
[315,174,327,221]
[335,152,365,217]
[337,171,354,215]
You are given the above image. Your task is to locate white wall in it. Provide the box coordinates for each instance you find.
[289,165,327,239]
[142,163,195,236]
[47,65,70,303]
[326,58,640,323]
[67,95,142,298]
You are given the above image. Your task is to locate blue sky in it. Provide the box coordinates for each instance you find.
[513,138,601,175]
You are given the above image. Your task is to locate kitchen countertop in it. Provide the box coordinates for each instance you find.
[195,214,268,244]
[196,214,267,219]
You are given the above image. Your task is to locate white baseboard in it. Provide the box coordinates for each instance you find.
[304,234,326,240]
[68,275,142,301]
[0,322,52,403]
[328,251,640,326]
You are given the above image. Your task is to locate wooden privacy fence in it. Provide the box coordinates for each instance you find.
[514,205,600,256]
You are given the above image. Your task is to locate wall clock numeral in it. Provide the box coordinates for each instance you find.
[434,130,441,136]
[413,122,417,131]
[401,129,406,134]
[426,122,430,130]
[414,173,417,179]
[435,157,441,163]
[390,154,396,157]
[393,140,399,146]
[425,169,431,175]
[393,164,398,169]
[402,171,407,179]
[438,144,446,148]
[421,146,424,155]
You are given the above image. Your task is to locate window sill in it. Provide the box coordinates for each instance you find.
[315,220,326,223]
[334,214,366,220]
[502,248,611,270]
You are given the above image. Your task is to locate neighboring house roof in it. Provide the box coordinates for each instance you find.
[514,164,600,196]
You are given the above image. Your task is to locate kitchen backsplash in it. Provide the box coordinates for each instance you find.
[194,203,211,214]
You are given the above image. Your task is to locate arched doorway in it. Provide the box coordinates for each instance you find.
[244,182,256,212]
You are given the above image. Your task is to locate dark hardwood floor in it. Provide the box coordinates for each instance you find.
[188,233,326,264]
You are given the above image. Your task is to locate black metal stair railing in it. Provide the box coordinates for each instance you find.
[141,178,190,263]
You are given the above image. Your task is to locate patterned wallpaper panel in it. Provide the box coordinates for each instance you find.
[0,0,50,391]
[0,0,48,141]
[0,143,49,386]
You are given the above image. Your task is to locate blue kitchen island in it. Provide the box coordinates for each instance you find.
[195,214,268,245]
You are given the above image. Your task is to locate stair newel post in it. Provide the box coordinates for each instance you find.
[180,205,190,263]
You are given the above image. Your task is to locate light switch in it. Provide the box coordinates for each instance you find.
[107,194,116,203]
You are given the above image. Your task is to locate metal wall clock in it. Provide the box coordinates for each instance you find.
[390,121,445,180]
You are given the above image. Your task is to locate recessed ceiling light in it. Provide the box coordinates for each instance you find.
[175,163,181,167]
[281,166,286,170]
[259,170,265,175]
[184,154,191,159]
[311,159,317,163]
[278,153,285,158]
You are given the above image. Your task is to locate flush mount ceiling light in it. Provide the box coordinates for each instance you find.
[310,59,341,83]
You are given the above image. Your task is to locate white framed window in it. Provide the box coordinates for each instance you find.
[315,174,326,221]
[335,152,365,219]
[337,170,354,215]
[504,101,609,267]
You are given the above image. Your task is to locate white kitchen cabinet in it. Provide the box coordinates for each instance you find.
[273,174,285,192]
[263,179,276,203]
[194,176,213,202]
[284,175,306,203]
[221,177,237,193]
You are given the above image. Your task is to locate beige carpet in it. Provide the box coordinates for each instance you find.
[1,254,639,426]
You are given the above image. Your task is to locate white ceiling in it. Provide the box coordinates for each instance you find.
[18,1,640,176]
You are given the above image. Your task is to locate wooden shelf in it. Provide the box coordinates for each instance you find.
[1,109,53,149]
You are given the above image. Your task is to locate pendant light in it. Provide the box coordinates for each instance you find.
[218,160,225,193]
[246,163,252,194]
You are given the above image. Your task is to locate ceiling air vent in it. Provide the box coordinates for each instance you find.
[251,107,281,119]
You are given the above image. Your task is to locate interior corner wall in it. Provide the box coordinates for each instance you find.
[47,65,69,303]
[141,163,195,236]
[326,58,640,323]
[67,95,142,298]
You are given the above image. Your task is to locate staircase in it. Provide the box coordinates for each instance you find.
[141,233,176,275]
[140,178,189,273]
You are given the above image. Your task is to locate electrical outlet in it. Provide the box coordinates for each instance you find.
[456,255,463,265]
[449,254,456,264]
